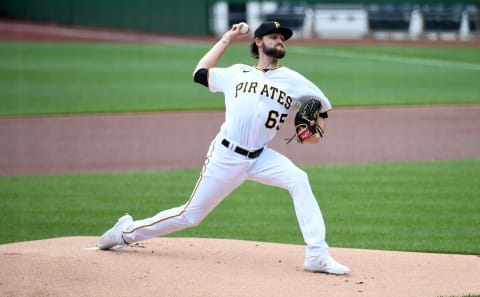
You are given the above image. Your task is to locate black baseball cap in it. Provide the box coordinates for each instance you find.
[254,21,293,40]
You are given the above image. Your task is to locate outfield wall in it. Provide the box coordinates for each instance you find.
[0,0,210,35]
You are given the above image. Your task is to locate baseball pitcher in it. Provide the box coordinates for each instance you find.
[98,21,349,275]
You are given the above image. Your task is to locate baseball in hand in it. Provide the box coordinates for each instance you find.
[239,22,249,34]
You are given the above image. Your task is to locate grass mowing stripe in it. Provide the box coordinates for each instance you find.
[1,42,479,115]
[311,160,480,254]
[287,45,480,106]
[291,47,480,71]
[1,159,478,255]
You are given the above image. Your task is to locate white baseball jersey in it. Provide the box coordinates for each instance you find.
[209,64,332,150]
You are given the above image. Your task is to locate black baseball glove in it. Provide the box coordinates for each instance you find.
[286,99,325,144]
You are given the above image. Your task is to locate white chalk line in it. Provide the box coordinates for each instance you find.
[83,246,99,251]
[292,47,480,71]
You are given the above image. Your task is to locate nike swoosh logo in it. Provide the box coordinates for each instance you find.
[243,70,251,73]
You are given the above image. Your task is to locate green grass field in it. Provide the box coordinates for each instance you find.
[1,41,479,260]
[1,159,479,255]
[0,42,479,115]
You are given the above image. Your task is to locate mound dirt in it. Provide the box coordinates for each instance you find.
[1,237,479,297]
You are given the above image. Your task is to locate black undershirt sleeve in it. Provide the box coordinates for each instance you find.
[193,68,209,87]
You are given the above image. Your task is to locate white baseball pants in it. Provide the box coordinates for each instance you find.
[122,136,330,259]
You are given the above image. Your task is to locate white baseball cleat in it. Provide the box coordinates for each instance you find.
[98,214,133,250]
[304,255,350,275]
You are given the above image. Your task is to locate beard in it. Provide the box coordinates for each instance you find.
[262,44,286,59]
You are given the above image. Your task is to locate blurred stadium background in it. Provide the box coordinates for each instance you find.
[0,0,478,41]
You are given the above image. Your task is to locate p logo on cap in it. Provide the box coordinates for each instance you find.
[254,21,293,40]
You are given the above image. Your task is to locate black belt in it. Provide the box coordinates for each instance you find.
[221,139,264,159]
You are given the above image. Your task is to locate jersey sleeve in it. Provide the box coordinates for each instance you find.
[298,77,332,113]
[208,65,236,93]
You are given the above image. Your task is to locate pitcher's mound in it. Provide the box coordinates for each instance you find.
[1,237,478,297]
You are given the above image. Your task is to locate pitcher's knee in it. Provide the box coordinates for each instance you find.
[182,209,206,228]
[285,168,312,194]
[291,168,309,183]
